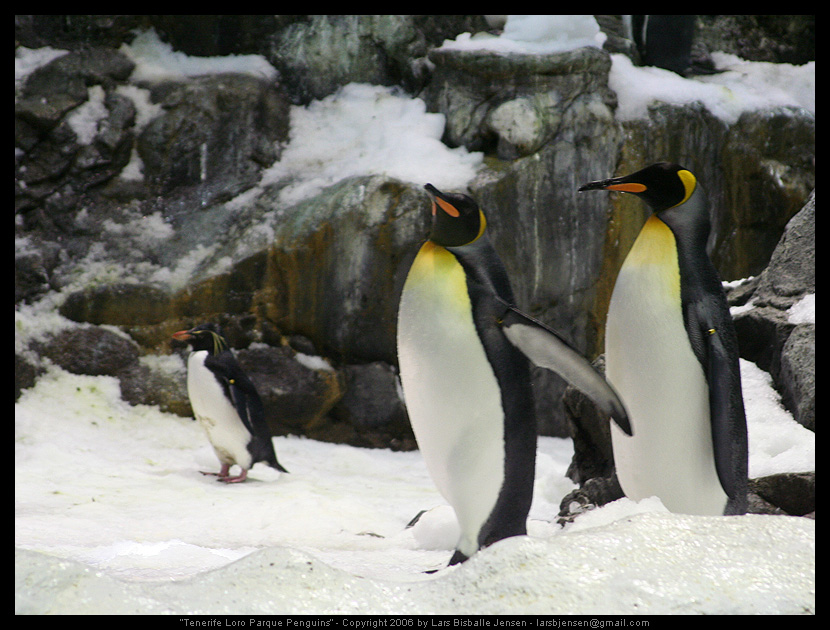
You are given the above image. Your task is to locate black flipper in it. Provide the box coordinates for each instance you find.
[499,305,632,436]
[703,323,747,510]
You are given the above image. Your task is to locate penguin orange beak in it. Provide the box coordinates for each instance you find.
[172,330,193,341]
[579,178,647,194]
[425,183,460,217]
[604,182,647,193]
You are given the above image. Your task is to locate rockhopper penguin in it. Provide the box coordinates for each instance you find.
[397,184,631,565]
[579,162,748,515]
[172,324,288,482]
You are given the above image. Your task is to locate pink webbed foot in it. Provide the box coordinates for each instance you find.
[200,463,231,479]
[219,469,248,484]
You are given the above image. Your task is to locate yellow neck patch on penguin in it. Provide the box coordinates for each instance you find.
[407,241,471,310]
[674,169,697,207]
[474,210,487,243]
[623,215,682,301]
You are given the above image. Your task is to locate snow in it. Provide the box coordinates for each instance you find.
[14,45,68,85]
[119,28,278,83]
[610,52,815,124]
[741,360,814,478]
[439,15,813,125]
[440,15,605,55]
[294,352,336,373]
[255,83,484,208]
[789,293,815,324]
[15,355,814,614]
[15,16,815,615]
[66,85,109,145]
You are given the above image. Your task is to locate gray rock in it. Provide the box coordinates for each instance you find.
[749,472,815,516]
[14,239,62,304]
[425,45,614,156]
[618,103,814,280]
[717,109,815,278]
[60,283,173,327]
[696,15,815,65]
[235,345,344,438]
[15,15,146,51]
[33,325,139,378]
[732,194,815,428]
[779,325,815,431]
[332,362,414,449]
[15,353,43,402]
[16,47,134,130]
[15,48,139,222]
[137,74,289,203]
[268,15,488,103]
[753,192,816,303]
[220,176,428,363]
[148,15,284,57]
[119,359,190,417]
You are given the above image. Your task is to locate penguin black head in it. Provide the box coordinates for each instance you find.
[578,162,697,213]
[172,324,229,355]
[424,183,487,248]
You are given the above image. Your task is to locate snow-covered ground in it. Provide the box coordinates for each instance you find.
[14,352,816,614]
[16,16,815,615]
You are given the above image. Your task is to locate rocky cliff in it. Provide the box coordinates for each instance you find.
[15,16,814,462]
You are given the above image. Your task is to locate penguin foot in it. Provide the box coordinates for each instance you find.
[219,470,249,483]
[557,475,625,524]
[447,549,469,566]
[200,463,232,479]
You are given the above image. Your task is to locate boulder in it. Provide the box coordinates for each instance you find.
[696,15,815,65]
[749,472,815,517]
[732,193,815,429]
[778,325,815,431]
[618,104,814,280]
[15,48,137,222]
[425,45,614,157]
[331,361,414,450]
[235,345,345,438]
[268,15,489,103]
[137,73,290,203]
[119,355,190,417]
[33,325,139,378]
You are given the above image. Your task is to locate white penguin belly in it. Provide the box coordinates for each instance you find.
[398,243,505,556]
[606,217,727,516]
[187,351,253,469]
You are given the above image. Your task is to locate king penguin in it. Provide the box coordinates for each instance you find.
[172,324,288,482]
[397,184,631,565]
[579,163,748,515]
